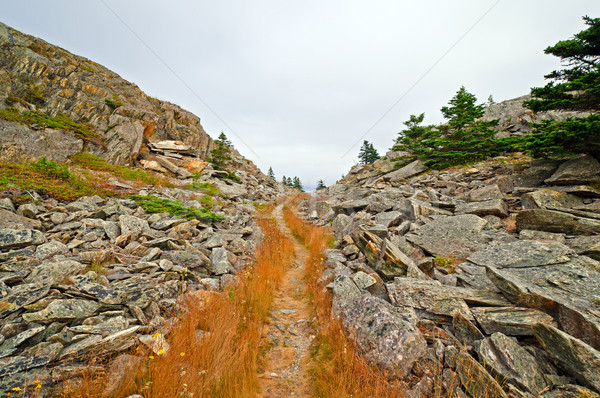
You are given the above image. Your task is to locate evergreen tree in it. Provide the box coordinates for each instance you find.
[316,179,326,190]
[414,87,499,169]
[522,16,600,157]
[282,175,287,185]
[392,113,436,152]
[210,132,232,169]
[525,16,600,111]
[267,167,275,180]
[358,140,380,164]
[286,177,293,186]
[292,176,304,191]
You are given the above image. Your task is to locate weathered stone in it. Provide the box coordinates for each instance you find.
[534,323,600,393]
[469,184,504,202]
[453,349,508,398]
[455,199,509,218]
[383,159,427,183]
[516,208,600,235]
[339,295,426,377]
[387,278,510,321]
[452,310,484,346]
[60,326,140,359]
[0,283,50,318]
[0,326,44,357]
[519,229,566,244]
[478,332,548,394]
[407,215,489,260]
[471,307,555,336]
[540,385,600,398]
[373,211,403,228]
[351,229,424,279]
[545,155,600,186]
[25,259,87,285]
[209,247,232,275]
[522,189,584,210]
[468,240,572,269]
[0,209,42,230]
[204,234,227,248]
[478,243,600,349]
[111,277,160,309]
[119,214,150,236]
[22,299,100,324]
[351,271,377,290]
[0,355,51,378]
[35,240,69,260]
[0,228,46,250]
[454,262,499,292]
[332,214,352,238]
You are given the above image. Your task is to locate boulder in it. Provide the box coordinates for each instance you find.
[545,155,600,186]
[534,324,600,393]
[22,299,100,324]
[339,295,427,377]
[455,199,509,218]
[382,159,427,183]
[25,260,87,285]
[452,349,508,398]
[468,184,504,202]
[471,307,555,336]
[516,209,600,235]
[521,189,583,210]
[477,333,548,394]
[0,228,46,250]
[210,247,232,275]
[373,211,403,228]
[119,215,150,236]
[471,241,600,350]
[387,278,510,321]
[407,214,489,260]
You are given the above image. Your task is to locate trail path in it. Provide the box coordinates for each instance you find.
[257,204,312,397]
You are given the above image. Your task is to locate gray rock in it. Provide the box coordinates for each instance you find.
[407,214,489,260]
[0,283,50,318]
[534,323,600,393]
[161,250,209,270]
[351,271,377,290]
[35,240,69,260]
[516,209,600,235]
[0,209,42,230]
[452,349,508,398]
[204,234,227,248]
[545,155,600,186]
[25,260,87,285]
[469,184,504,202]
[332,214,352,238]
[522,189,583,210]
[519,229,566,244]
[383,159,427,183]
[478,332,548,394]
[452,310,484,346]
[0,198,15,212]
[0,355,52,378]
[23,299,100,324]
[119,214,150,235]
[0,228,46,250]
[373,211,403,228]
[565,235,600,260]
[471,307,555,336]
[540,385,600,398]
[339,295,427,377]
[0,326,45,358]
[111,276,160,309]
[468,240,572,269]
[387,277,510,321]
[455,199,509,218]
[210,247,232,275]
[480,245,600,350]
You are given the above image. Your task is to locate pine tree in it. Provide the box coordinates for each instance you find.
[210,132,232,169]
[292,176,304,191]
[316,179,326,190]
[393,113,436,152]
[267,167,275,180]
[282,175,287,185]
[358,140,380,164]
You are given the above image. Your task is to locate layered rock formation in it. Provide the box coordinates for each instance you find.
[304,152,600,397]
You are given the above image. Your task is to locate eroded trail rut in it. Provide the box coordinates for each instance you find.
[257,205,313,397]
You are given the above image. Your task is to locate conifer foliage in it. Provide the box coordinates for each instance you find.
[267,167,275,180]
[316,179,326,190]
[358,141,380,164]
[210,132,232,169]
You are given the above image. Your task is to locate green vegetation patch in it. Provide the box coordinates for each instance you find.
[0,108,105,147]
[70,152,170,187]
[129,194,224,222]
[104,93,124,109]
[183,180,223,195]
[0,157,112,201]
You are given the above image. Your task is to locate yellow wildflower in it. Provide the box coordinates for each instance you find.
[180,352,186,357]
[152,332,160,338]
[149,355,154,359]
[158,349,165,355]
[35,384,42,389]
[33,380,41,384]
[11,387,22,391]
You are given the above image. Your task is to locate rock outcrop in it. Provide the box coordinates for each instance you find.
[303,150,600,397]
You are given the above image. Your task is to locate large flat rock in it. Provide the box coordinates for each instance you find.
[516,209,600,235]
[469,241,600,350]
[406,214,489,260]
[471,306,555,336]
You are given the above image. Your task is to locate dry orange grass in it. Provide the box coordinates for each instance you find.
[283,205,406,398]
[58,205,295,397]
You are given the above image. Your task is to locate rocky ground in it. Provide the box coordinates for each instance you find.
[0,164,287,395]
[302,152,600,397]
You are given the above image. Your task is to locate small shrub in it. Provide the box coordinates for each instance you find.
[129,194,224,221]
[104,94,124,109]
[31,156,73,179]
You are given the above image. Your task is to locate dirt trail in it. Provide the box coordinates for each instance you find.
[257,204,313,397]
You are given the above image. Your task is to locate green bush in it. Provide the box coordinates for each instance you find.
[31,156,72,179]
[130,194,224,222]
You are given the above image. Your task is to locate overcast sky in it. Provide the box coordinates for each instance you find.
[3,1,600,190]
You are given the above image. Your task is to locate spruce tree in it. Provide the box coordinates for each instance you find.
[316,179,326,190]
[358,140,380,164]
[267,167,275,180]
[292,176,304,191]
[282,175,287,185]
[210,132,232,169]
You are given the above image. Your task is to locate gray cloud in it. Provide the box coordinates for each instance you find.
[3,1,600,190]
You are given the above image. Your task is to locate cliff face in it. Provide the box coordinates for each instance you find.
[0,21,213,165]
